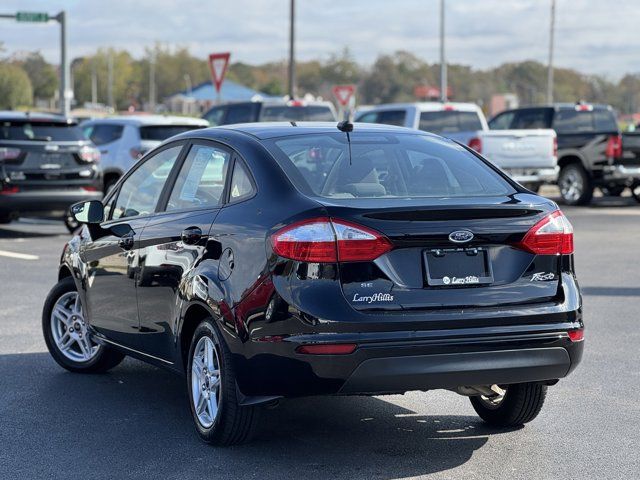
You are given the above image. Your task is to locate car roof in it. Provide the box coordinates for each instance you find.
[356,102,481,113]
[82,115,209,127]
[200,122,429,140]
[0,111,76,124]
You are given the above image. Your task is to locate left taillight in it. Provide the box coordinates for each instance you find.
[605,134,622,159]
[468,137,482,153]
[271,217,393,263]
[0,147,22,163]
[78,145,100,163]
[517,210,574,255]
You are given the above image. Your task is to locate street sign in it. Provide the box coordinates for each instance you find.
[332,85,356,107]
[16,11,49,22]
[208,52,231,94]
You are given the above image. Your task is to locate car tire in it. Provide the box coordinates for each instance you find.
[64,209,80,234]
[631,182,640,203]
[469,382,547,427]
[187,318,259,446]
[42,276,125,373]
[558,164,593,205]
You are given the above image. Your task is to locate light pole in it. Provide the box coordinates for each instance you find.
[547,0,556,104]
[288,0,296,100]
[439,0,447,102]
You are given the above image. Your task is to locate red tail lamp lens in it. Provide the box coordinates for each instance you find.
[568,329,584,342]
[517,210,574,255]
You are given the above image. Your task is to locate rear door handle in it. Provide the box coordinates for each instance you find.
[181,226,202,245]
[118,233,135,251]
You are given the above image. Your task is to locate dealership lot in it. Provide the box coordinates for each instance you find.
[0,196,639,480]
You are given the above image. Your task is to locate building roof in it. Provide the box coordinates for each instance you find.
[168,80,280,103]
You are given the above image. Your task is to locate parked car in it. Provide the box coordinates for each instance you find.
[0,111,102,229]
[355,102,557,190]
[620,126,640,202]
[202,100,337,126]
[81,115,208,193]
[43,122,583,445]
[489,103,636,205]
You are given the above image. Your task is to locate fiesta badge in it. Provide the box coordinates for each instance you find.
[449,230,474,243]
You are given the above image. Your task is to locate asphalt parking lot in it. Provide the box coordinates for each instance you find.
[1,195,639,480]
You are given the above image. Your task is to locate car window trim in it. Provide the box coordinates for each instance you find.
[155,139,236,214]
[102,140,188,223]
[224,155,258,206]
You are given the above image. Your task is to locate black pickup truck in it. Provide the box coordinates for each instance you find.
[489,103,640,205]
[621,128,640,201]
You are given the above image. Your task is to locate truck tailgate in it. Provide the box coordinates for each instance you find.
[478,129,556,169]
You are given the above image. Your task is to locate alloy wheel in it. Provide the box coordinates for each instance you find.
[191,336,222,428]
[50,291,101,362]
[559,169,583,202]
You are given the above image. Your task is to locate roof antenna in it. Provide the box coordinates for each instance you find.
[337,120,354,165]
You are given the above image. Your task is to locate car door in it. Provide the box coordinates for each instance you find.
[135,140,233,362]
[82,143,185,350]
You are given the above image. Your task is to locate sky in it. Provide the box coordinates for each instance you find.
[1,0,639,79]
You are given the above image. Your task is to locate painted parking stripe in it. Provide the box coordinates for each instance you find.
[0,250,39,260]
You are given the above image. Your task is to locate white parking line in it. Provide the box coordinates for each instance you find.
[0,250,40,261]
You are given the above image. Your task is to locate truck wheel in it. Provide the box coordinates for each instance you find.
[632,182,640,203]
[187,318,259,446]
[470,383,547,427]
[558,164,593,205]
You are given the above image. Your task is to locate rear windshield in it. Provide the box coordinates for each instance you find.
[0,121,84,141]
[418,111,483,134]
[260,106,335,122]
[139,125,204,141]
[553,109,618,134]
[264,133,515,199]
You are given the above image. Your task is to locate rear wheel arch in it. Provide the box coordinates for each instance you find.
[558,155,588,174]
[179,302,217,371]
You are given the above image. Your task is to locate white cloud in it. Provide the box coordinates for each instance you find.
[0,0,638,77]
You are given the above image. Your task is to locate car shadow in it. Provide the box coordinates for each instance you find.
[0,224,67,239]
[0,353,518,479]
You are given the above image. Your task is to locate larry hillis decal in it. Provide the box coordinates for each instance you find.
[352,293,394,303]
[442,276,480,285]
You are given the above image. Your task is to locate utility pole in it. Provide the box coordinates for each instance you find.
[439,0,447,102]
[287,0,296,100]
[91,60,98,105]
[56,11,70,116]
[107,52,114,110]
[547,0,556,104]
[149,52,156,112]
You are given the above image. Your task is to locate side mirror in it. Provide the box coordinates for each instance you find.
[70,200,104,224]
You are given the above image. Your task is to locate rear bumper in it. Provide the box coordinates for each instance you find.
[0,188,103,217]
[339,346,572,394]
[504,166,559,184]
[602,164,640,182]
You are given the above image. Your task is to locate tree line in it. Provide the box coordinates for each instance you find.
[1,43,639,115]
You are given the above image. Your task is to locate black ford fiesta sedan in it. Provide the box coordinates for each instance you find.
[42,122,583,445]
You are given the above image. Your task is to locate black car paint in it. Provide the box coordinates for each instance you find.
[59,123,583,403]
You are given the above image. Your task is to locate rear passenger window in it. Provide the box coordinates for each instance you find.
[377,110,406,127]
[593,110,618,132]
[553,110,594,134]
[166,144,230,211]
[225,104,257,124]
[488,112,514,130]
[229,161,254,201]
[512,110,550,129]
[83,124,123,145]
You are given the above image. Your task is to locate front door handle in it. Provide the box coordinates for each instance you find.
[118,233,135,251]
[181,226,202,245]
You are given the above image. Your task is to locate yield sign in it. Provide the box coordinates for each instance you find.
[208,52,231,93]
[332,84,356,107]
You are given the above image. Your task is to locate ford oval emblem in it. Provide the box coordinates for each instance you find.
[449,230,474,243]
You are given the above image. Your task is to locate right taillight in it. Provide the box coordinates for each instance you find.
[271,217,393,263]
[468,137,482,153]
[605,134,622,159]
[517,210,574,255]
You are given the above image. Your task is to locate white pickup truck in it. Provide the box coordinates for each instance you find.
[355,102,558,190]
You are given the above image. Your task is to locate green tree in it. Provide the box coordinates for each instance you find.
[0,63,33,109]
[17,52,58,100]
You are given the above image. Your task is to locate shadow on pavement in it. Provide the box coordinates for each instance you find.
[0,224,67,239]
[0,353,517,480]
